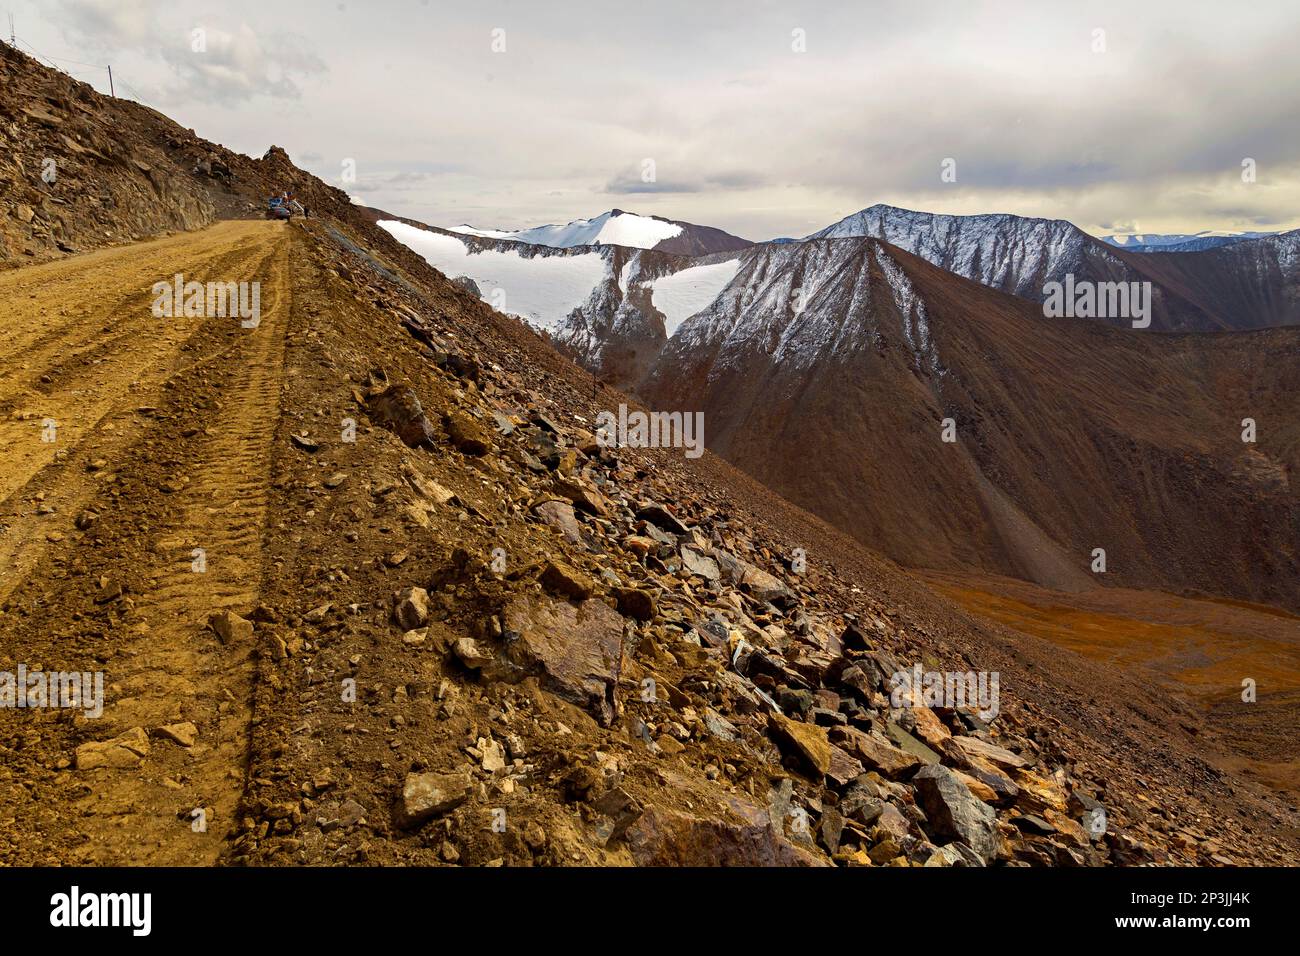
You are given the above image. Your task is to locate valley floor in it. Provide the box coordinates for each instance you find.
[922,571,1300,817]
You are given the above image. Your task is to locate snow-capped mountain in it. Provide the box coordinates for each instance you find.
[807,203,1128,303]
[377,204,1300,604]
[447,209,752,256]
[653,239,942,382]
[380,205,1300,396]
[806,204,1300,331]
[637,237,1300,604]
[1101,230,1275,253]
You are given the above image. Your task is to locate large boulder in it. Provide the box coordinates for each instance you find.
[912,764,1000,864]
[366,384,437,447]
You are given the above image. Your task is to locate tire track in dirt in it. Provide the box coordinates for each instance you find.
[0,220,292,864]
[70,234,291,864]
[0,223,285,607]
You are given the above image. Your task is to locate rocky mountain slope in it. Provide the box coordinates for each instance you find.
[1,43,1295,869]
[639,236,1300,610]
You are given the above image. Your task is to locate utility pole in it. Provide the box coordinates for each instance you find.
[9,13,15,46]
[107,64,115,97]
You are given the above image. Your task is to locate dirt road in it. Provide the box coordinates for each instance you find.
[0,220,291,864]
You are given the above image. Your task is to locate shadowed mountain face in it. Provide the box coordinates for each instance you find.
[639,237,1300,609]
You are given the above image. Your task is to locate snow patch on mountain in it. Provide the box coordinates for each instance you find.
[449,210,683,250]
[379,220,606,332]
[877,250,938,373]
[648,259,742,336]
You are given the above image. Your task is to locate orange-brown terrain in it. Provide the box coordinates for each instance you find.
[1,42,1297,871]
[924,573,1300,811]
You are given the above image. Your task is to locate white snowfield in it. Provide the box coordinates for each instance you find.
[449,210,683,250]
[448,224,516,239]
[648,259,743,336]
[379,220,606,332]
[383,218,742,337]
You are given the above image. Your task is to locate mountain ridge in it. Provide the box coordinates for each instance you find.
[448,207,752,256]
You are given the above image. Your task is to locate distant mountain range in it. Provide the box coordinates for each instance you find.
[1101,230,1276,253]
[368,202,1300,608]
[806,204,1300,332]
[376,203,1300,336]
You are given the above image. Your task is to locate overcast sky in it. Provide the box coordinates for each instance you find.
[10,0,1300,240]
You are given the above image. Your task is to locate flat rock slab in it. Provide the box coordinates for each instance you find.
[626,800,828,867]
[712,549,796,607]
[501,592,625,725]
[886,720,941,766]
[947,734,1029,769]
[75,727,150,770]
[768,712,833,776]
[832,726,924,780]
[397,771,471,828]
[154,722,198,748]
[680,546,721,581]
[533,499,584,546]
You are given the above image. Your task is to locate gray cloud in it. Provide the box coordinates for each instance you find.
[47,0,326,105]
[14,0,1300,238]
[158,26,326,104]
[604,172,701,195]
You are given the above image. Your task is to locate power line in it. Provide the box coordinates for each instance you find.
[5,16,156,103]
[12,34,118,98]
[118,79,149,104]
[14,35,106,70]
